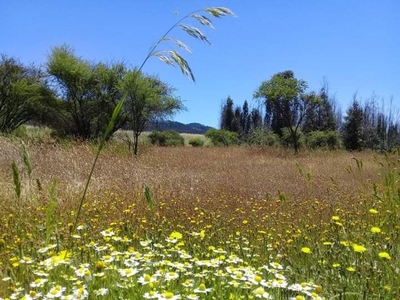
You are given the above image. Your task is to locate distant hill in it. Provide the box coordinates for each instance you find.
[144,121,213,134]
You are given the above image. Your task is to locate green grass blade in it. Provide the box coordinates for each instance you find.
[144,185,154,211]
[11,161,21,199]
[46,180,58,245]
[22,141,32,178]
[71,95,126,242]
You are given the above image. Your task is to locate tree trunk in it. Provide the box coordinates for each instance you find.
[133,133,139,157]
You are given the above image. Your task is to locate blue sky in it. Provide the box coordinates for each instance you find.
[2,0,399,127]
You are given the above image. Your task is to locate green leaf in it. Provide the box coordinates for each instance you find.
[46,180,58,245]
[100,95,126,151]
[11,161,21,199]
[22,141,32,178]
[144,185,154,210]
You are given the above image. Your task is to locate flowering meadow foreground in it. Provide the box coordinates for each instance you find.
[0,138,399,299]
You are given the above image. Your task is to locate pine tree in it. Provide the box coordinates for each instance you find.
[342,98,364,150]
[240,100,250,135]
[220,96,235,131]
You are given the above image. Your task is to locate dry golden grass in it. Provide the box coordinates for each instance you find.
[1,135,398,299]
[0,136,382,229]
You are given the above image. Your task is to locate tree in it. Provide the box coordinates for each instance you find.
[121,70,184,156]
[220,96,235,131]
[303,86,337,133]
[342,97,364,151]
[240,100,250,136]
[0,55,54,133]
[47,45,127,139]
[232,106,241,134]
[254,70,321,153]
[250,108,263,129]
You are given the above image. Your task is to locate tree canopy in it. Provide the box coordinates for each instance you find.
[0,55,54,133]
[254,70,321,153]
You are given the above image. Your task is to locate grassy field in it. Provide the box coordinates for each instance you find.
[0,136,399,299]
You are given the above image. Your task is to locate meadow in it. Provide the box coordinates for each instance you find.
[0,134,399,299]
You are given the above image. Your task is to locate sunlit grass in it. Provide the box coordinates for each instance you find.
[0,136,399,298]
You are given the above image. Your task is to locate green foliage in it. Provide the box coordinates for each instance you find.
[71,95,126,241]
[220,96,235,131]
[188,137,205,147]
[22,141,33,178]
[11,161,21,199]
[342,98,364,151]
[10,125,28,138]
[254,70,321,153]
[205,128,238,146]
[303,87,337,133]
[248,128,280,147]
[144,185,154,211]
[122,70,184,156]
[280,127,305,149]
[306,130,342,150]
[0,55,55,133]
[148,130,184,146]
[47,45,128,139]
[46,180,58,245]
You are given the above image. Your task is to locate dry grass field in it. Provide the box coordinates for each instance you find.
[0,137,380,221]
[0,135,398,298]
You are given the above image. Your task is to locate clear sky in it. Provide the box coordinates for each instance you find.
[2,0,399,127]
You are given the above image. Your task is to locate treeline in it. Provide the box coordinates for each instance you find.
[0,47,184,155]
[218,70,399,152]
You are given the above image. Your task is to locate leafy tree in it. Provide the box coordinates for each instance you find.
[47,45,127,139]
[122,70,184,156]
[254,70,321,153]
[0,55,54,133]
[342,97,364,151]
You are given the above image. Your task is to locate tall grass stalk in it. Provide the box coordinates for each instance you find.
[46,180,58,245]
[69,7,234,240]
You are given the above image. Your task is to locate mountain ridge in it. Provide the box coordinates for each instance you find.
[145,120,213,134]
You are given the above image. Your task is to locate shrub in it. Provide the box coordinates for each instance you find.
[188,137,204,147]
[10,125,28,138]
[148,130,184,146]
[281,127,305,149]
[205,128,238,146]
[249,128,280,147]
[306,130,342,150]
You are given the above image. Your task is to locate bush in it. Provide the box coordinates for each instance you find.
[205,129,238,146]
[306,130,342,150]
[10,125,28,138]
[249,128,280,147]
[188,137,204,147]
[281,127,305,149]
[148,130,184,146]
